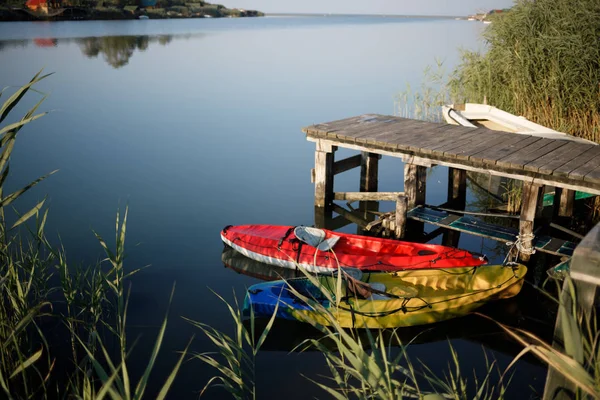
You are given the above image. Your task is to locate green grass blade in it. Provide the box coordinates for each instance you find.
[156,337,193,400]
[0,113,47,136]
[0,170,57,208]
[0,70,51,124]
[133,283,176,400]
[10,199,45,229]
[8,347,43,379]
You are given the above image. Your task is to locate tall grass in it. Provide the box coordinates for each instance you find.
[0,72,186,399]
[395,59,451,123]
[192,265,509,399]
[449,0,600,142]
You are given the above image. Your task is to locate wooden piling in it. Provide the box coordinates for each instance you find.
[519,182,542,261]
[360,152,379,193]
[358,152,380,233]
[447,168,467,208]
[395,195,408,239]
[404,164,427,209]
[403,163,427,238]
[443,168,466,247]
[553,187,575,218]
[314,141,335,209]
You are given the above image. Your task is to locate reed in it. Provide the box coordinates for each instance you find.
[193,263,509,399]
[0,72,186,399]
[395,59,451,123]
[449,0,600,142]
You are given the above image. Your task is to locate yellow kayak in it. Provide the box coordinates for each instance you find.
[243,264,527,329]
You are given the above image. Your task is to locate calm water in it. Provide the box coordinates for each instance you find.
[1,17,551,398]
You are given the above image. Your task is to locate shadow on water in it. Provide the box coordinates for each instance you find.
[0,33,204,68]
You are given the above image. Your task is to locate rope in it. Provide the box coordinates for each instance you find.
[504,233,536,262]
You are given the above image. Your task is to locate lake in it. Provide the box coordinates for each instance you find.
[0,16,551,398]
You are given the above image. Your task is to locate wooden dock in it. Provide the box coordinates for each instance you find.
[303,114,600,261]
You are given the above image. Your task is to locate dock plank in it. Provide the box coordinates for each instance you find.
[553,146,600,178]
[333,119,427,142]
[419,128,483,155]
[356,122,441,145]
[394,126,475,153]
[584,165,600,185]
[469,136,541,166]
[428,129,495,155]
[496,138,560,169]
[570,151,600,180]
[451,132,516,161]
[501,140,570,170]
[524,141,592,173]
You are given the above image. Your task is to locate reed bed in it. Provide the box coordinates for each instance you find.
[449,0,600,142]
[195,262,600,399]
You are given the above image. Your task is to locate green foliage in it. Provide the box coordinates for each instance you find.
[167,5,188,15]
[449,0,600,142]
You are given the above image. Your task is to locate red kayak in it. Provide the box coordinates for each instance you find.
[221,225,487,273]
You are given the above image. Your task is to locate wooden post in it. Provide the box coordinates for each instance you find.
[358,152,380,233]
[543,223,600,400]
[360,152,379,193]
[443,168,466,247]
[553,187,575,218]
[447,168,467,208]
[314,141,335,209]
[404,163,427,238]
[519,182,542,262]
[395,195,408,239]
[404,164,427,209]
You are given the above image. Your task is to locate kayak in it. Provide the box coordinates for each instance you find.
[221,225,487,273]
[243,264,527,329]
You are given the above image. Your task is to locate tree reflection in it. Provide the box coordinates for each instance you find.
[76,35,172,68]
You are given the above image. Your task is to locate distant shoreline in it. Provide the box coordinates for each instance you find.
[0,6,264,22]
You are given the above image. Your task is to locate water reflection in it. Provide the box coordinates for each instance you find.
[77,35,172,68]
[222,247,302,281]
[0,34,199,68]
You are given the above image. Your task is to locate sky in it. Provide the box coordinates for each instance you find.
[226,0,515,16]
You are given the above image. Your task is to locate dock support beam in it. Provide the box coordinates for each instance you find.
[358,152,380,233]
[554,187,575,218]
[443,168,467,247]
[447,168,467,208]
[403,163,427,239]
[404,164,427,209]
[360,152,379,193]
[519,182,543,261]
[395,195,408,239]
[314,142,335,209]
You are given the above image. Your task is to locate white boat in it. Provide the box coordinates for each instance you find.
[138,15,149,19]
[442,103,596,144]
[483,20,492,24]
